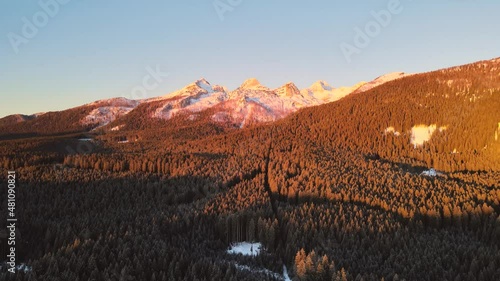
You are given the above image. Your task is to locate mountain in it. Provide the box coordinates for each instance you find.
[1,63,477,138]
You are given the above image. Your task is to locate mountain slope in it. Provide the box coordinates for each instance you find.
[353,72,410,93]
[0,98,139,138]
[278,57,500,171]
[0,114,36,128]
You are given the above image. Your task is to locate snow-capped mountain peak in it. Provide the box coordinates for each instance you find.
[152,78,228,120]
[162,78,223,99]
[240,78,268,90]
[276,82,301,97]
[195,78,214,93]
[310,80,333,92]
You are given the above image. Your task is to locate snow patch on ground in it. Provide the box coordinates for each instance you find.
[16,264,32,273]
[234,263,283,279]
[411,124,436,147]
[283,265,291,281]
[226,242,289,280]
[227,242,261,256]
[78,138,93,142]
[111,125,124,131]
[421,169,444,177]
[411,124,443,148]
[496,122,500,141]
[0,263,32,273]
[384,126,401,136]
[231,262,290,281]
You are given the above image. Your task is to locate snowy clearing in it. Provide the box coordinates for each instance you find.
[411,124,447,148]
[411,124,437,147]
[227,242,261,256]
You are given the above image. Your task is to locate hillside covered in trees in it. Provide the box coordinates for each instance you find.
[0,58,499,280]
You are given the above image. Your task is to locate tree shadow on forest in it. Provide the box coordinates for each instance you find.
[9,173,222,262]
[369,154,499,188]
[271,189,498,237]
[365,154,429,175]
[265,190,500,281]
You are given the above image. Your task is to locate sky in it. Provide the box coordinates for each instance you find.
[1,0,499,117]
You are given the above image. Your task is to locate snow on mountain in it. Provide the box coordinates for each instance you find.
[214,81,285,127]
[354,72,410,93]
[144,75,397,128]
[79,72,411,130]
[239,78,269,91]
[410,124,447,148]
[213,80,323,127]
[159,78,221,100]
[152,79,228,119]
[81,98,139,127]
[301,81,366,104]
[146,78,311,127]
[83,106,136,127]
[275,82,301,97]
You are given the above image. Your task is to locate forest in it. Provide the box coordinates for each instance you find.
[0,59,499,280]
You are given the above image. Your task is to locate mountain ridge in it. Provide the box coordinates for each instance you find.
[2,57,499,138]
[0,72,406,135]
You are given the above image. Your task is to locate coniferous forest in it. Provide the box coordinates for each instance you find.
[0,59,500,280]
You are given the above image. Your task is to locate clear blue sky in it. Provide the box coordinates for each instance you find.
[1,0,499,117]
